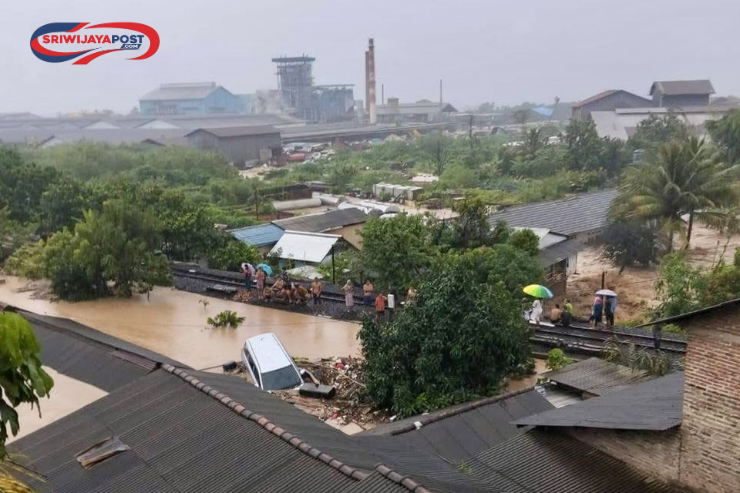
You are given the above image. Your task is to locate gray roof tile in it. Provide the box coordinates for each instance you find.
[542,357,655,396]
[515,372,683,431]
[488,190,618,236]
[650,80,715,96]
[273,208,369,233]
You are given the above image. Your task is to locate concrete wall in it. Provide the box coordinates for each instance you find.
[329,224,365,250]
[679,306,740,493]
[574,429,681,485]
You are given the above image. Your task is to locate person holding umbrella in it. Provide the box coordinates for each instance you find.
[241,263,255,290]
[595,289,618,329]
[522,284,554,327]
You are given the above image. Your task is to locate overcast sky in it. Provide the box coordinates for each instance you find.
[3,0,739,115]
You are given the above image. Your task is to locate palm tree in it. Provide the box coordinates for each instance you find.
[612,139,740,251]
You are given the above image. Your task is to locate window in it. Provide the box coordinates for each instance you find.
[260,366,301,391]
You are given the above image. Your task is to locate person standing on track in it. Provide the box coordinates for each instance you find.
[342,279,355,311]
[311,278,323,307]
[363,280,374,307]
[255,267,266,300]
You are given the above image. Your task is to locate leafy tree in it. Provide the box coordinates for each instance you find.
[358,250,532,416]
[150,190,215,261]
[418,134,455,176]
[38,175,93,236]
[0,312,54,458]
[629,114,689,159]
[208,238,260,271]
[508,228,540,257]
[707,109,740,164]
[564,119,606,172]
[0,147,60,224]
[0,208,35,264]
[602,221,659,273]
[360,214,438,291]
[654,253,704,317]
[613,139,740,249]
[520,127,544,160]
[14,200,172,300]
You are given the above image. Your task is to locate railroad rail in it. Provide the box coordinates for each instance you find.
[172,267,686,356]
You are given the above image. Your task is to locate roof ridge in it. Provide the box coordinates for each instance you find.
[162,365,432,492]
[391,386,537,436]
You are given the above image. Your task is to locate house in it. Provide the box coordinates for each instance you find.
[229,223,285,254]
[571,90,652,120]
[268,231,343,270]
[488,190,618,244]
[139,82,243,115]
[650,79,715,108]
[272,208,369,250]
[376,98,457,124]
[185,125,282,165]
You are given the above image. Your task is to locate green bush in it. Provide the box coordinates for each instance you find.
[207,310,245,329]
[546,348,574,371]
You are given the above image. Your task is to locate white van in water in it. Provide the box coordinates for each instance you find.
[241,333,302,391]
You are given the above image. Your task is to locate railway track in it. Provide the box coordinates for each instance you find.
[172,267,687,356]
[530,322,686,355]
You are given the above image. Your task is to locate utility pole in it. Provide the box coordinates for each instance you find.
[331,246,336,285]
[255,189,260,220]
[601,271,606,290]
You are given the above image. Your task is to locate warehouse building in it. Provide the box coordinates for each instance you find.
[185,125,282,166]
[139,82,243,116]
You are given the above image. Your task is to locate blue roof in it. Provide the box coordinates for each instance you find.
[230,223,284,247]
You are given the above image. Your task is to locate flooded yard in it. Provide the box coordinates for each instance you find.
[0,276,361,370]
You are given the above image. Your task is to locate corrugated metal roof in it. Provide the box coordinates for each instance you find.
[230,223,285,247]
[139,82,220,101]
[650,79,715,96]
[389,389,553,463]
[273,209,368,233]
[538,238,583,268]
[468,429,689,492]
[515,372,683,431]
[269,231,341,263]
[45,129,190,145]
[31,322,150,392]
[541,357,654,396]
[185,125,280,138]
[9,370,422,493]
[488,190,618,236]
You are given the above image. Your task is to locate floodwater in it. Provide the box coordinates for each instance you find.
[0,277,361,370]
[8,367,106,443]
[505,358,548,393]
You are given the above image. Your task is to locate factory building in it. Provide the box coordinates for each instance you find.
[139,82,243,116]
[184,125,281,166]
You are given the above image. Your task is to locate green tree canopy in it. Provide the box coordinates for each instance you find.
[360,214,438,291]
[707,109,740,164]
[359,249,533,417]
[612,139,740,249]
[0,312,54,458]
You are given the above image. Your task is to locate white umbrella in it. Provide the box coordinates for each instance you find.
[595,289,618,297]
[241,263,256,276]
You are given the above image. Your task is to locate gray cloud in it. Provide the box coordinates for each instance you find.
[3,0,739,115]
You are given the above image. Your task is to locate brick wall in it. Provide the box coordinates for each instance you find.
[680,305,740,493]
[574,428,681,484]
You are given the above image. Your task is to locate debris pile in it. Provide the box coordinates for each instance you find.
[287,356,388,431]
[232,289,254,303]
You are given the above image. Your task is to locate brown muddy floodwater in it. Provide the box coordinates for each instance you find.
[0,277,361,370]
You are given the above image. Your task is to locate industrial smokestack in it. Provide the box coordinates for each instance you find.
[381,84,385,105]
[439,79,443,105]
[367,38,377,124]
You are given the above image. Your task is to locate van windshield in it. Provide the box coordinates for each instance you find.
[261,366,301,390]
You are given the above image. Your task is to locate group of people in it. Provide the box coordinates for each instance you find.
[242,263,408,318]
[530,298,575,327]
[590,295,617,329]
